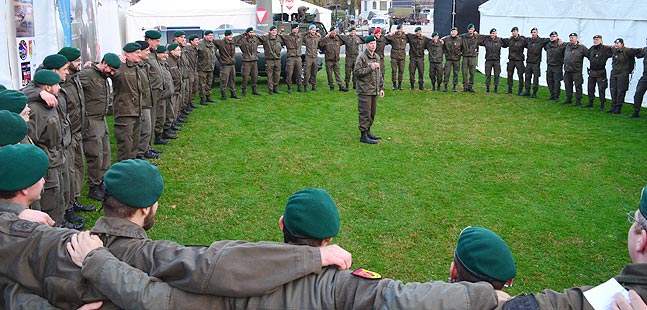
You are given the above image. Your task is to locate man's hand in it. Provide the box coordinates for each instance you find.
[613,290,647,310]
[18,209,54,226]
[83,61,93,68]
[39,90,58,108]
[66,231,104,267]
[320,244,352,270]
[371,62,380,70]
[495,290,510,305]
[77,301,103,310]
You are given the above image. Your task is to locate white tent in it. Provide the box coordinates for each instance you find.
[125,0,256,42]
[478,0,647,104]
[271,0,332,30]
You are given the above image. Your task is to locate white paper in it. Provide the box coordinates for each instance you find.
[583,278,630,310]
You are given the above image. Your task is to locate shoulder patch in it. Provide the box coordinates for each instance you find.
[352,267,382,279]
[10,220,38,233]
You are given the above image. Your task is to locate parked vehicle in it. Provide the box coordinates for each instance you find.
[369,15,390,34]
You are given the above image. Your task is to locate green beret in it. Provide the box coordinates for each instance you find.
[204,30,213,36]
[396,24,403,30]
[188,34,198,41]
[33,69,61,85]
[58,47,81,61]
[490,28,497,34]
[0,84,6,91]
[104,159,164,208]
[415,26,422,32]
[291,23,299,29]
[42,54,68,69]
[167,43,179,51]
[135,40,149,50]
[123,42,141,53]
[467,23,475,29]
[364,35,376,43]
[550,31,558,36]
[432,32,438,37]
[174,30,186,37]
[0,90,28,113]
[348,27,356,32]
[102,53,121,69]
[284,188,340,239]
[224,30,233,36]
[0,144,48,191]
[615,38,624,44]
[639,185,647,219]
[156,45,167,53]
[269,25,277,31]
[511,26,519,32]
[245,27,253,33]
[593,34,602,39]
[569,32,578,37]
[451,27,458,31]
[144,30,162,39]
[329,26,336,32]
[0,111,27,146]
[531,27,537,32]
[455,226,516,281]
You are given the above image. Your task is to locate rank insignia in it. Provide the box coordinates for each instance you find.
[352,267,382,279]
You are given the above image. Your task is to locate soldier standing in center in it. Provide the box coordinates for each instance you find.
[522,28,550,98]
[609,38,641,115]
[197,30,216,105]
[234,27,263,97]
[214,30,239,100]
[384,24,407,90]
[586,35,613,109]
[338,26,365,90]
[427,32,443,91]
[260,26,283,95]
[480,28,506,93]
[441,27,463,92]
[405,26,429,91]
[112,42,143,161]
[355,35,384,145]
[319,26,348,92]
[302,24,321,92]
[562,33,589,105]
[544,31,566,102]
[460,24,481,92]
[279,23,304,94]
[502,27,527,95]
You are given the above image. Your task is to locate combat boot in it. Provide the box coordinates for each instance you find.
[230,91,239,99]
[452,85,457,92]
[154,135,169,145]
[241,88,247,97]
[360,131,377,144]
[345,82,350,90]
[199,97,207,105]
[419,83,424,91]
[494,86,498,94]
[303,85,309,92]
[507,86,513,94]
[599,100,606,111]
[410,84,415,91]
[367,128,381,140]
[392,83,397,90]
[73,199,96,212]
[517,88,523,96]
[87,184,105,201]
[311,85,316,91]
[573,99,582,106]
[431,84,436,91]
[252,86,260,95]
[630,111,640,118]
[583,99,594,108]
[443,84,448,92]
[221,91,227,101]
[206,95,216,102]
[398,83,403,90]
[521,90,530,96]
[531,90,537,98]
[562,97,572,105]
[287,85,292,94]
[485,86,490,93]
[64,208,86,226]
[339,85,349,92]
[162,131,178,140]
[297,85,303,92]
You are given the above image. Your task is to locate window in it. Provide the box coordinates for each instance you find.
[380,1,387,10]
[372,1,377,10]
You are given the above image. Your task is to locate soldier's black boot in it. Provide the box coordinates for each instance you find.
[252,86,261,95]
[418,83,424,91]
[287,85,292,94]
[437,83,442,91]
[87,184,105,201]
[431,84,436,91]
[522,90,530,96]
[392,83,397,90]
[154,135,169,145]
[303,85,309,92]
[199,97,208,105]
[398,83,403,90]
[162,131,178,140]
[531,90,537,98]
[241,88,247,97]
[630,111,640,118]
[573,98,582,106]
[599,100,606,111]
[73,199,96,212]
[507,86,513,94]
[452,85,457,92]
[562,97,572,104]
[360,131,377,144]
[367,128,381,140]
[494,86,498,93]
[485,86,490,93]
[339,85,349,92]
[297,85,303,92]
[517,87,523,96]
[583,99,594,108]
[410,82,415,90]
[221,91,227,101]
[311,85,316,91]
[230,91,239,99]
[443,84,448,92]
[345,82,349,90]
[206,95,216,102]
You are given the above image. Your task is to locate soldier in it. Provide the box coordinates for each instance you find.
[172,31,193,115]
[302,24,321,92]
[427,32,443,91]
[214,30,239,100]
[319,26,348,92]
[197,30,216,104]
[57,47,96,214]
[384,24,407,90]
[156,45,174,140]
[586,34,614,109]
[261,26,284,95]
[279,24,304,93]
[405,27,429,91]
[164,43,183,144]
[632,38,647,116]
[544,31,566,102]
[609,38,641,115]
[133,41,158,161]
[502,27,527,95]
[234,27,262,97]
[460,23,481,92]
[373,28,387,81]
[522,28,550,98]
[143,30,166,158]
[338,26,364,90]
[562,33,589,105]
[480,28,506,93]
[354,35,384,145]
[79,53,120,201]
[112,42,143,161]
[441,27,463,92]
[184,34,200,108]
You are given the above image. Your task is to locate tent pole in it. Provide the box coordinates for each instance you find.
[452,0,456,27]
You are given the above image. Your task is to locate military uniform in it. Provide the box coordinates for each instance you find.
[374,33,387,80]
[524,36,550,97]
[355,43,383,144]
[136,60,154,158]
[319,34,346,91]
[405,32,429,90]
[147,51,167,144]
[214,38,238,99]
[78,64,111,193]
[196,38,216,101]
[279,31,304,93]
[82,248,500,310]
[385,31,408,89]
[159,56,174,130]
[260,33,284,94]
[460,32,481,92]
[480,35,506,92]
[502,35,527,95]
[59,71,85,209]
[302,31,322,90]
[632,48,647,114]
[427,38,444,90]
[544,40,566,101]
[234,33,263,96]
[339,33,364,89]
[610,46,641,113]
[166,52,183,132]
[112,59,142,161]
[182,44,199,107]
[441,34,463,91]
[563,43,589,104]
[587,43,613,108]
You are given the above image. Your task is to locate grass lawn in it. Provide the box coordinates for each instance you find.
[80,57,647,296]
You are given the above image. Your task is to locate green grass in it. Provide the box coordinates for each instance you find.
[79,57,647,296]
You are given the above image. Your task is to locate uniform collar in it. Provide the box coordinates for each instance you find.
[91,216,148,239]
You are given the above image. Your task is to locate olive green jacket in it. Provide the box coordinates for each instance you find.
[259,34,283,60]
[279,32,302,58]
[137,61,153,109]
[60,71,85,133]
[318,34,344,62]
[354,49,384,96]
[23,85,66,168]
[197,39,216,72]
[167,54,183,93]
[78,64,111,120]
[112,59,142,117]
[214,39,237,66]
[234,34,263,62]
[302,32,321,59]
[339,34,364,58]
[146,54,165,91]
[81,247,499,310]
[441,35,463,61]
[385,32,408,60]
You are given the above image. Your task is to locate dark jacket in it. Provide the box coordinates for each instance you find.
[460,32,481,57]
[318,34,344,62]
[405,33,429,59]
[545,40,566,66]
[610,47,642,75]
[259,34,283,60]
[339,34,364,58]
[112,59,142,117]
[563,43,589,73]
[354,49,383,95]
[441,35,463,61]
[235,34,263,62]
[302,32,321,59]
[588,44,614,70]
[385,32,408,60]
[214,39,237,66]
[279,32,303,58]
[503,35,527,61]
[427,39,444,63]
[480,35,506,61]
[196,39,216,72]
[78,64,110,119]
[525,37,550,63]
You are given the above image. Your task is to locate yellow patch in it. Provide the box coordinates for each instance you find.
[351,267,382,279]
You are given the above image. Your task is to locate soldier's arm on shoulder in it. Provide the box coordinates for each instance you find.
[508,286,594,310]
[0,275,60,310]
[627,47,643,58]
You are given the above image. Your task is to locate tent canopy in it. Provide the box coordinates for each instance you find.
[271,0,332,30]
[125,0,255,41]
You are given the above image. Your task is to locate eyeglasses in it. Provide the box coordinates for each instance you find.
[627,211,647,230]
